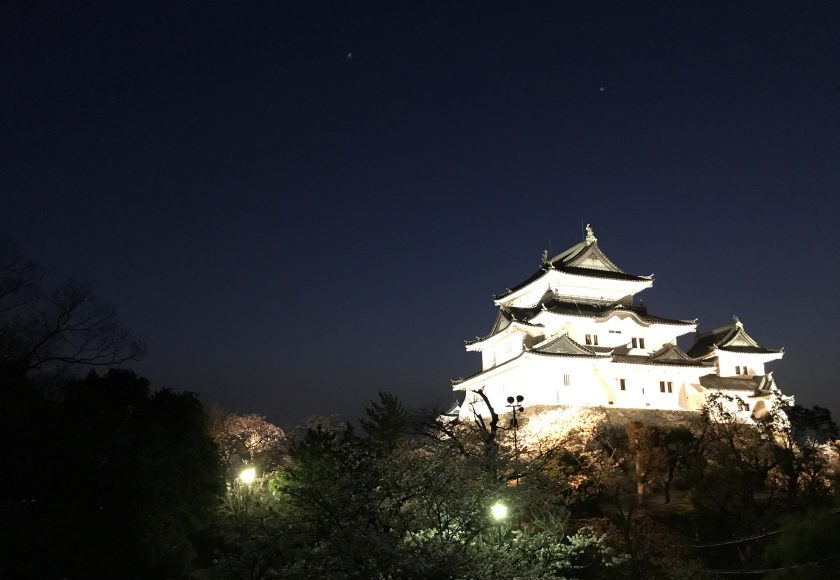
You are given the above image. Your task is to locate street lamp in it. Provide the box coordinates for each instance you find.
[506,395,525,483]
[239,466,257,485]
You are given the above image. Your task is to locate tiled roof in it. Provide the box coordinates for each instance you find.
[687,318,782,358]
[494,232,651,300]
[464,310,512,345]
[494,264,651,299]
[512,299,694,327]
[611,354,714,367]
[650,343,699,364]
[530,333,598,357]
[464,311,542,346]
[699,373,777,393]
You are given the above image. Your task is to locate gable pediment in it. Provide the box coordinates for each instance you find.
[650,344,695,363]
[561,243,623,273]
[724,328,759,348]
[531,333,595,356]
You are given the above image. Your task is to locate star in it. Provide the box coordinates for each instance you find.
[346,52,353,59]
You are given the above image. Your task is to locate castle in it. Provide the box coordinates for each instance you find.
[452,226,787,421]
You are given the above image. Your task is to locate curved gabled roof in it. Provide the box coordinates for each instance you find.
[464,308,543,346]
[688,317,782,358]
[493,226,652,300]
[650,343,704,364]
[529,333,599,357]
[464,309,512,345]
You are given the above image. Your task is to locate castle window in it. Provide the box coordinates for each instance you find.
[632,337,646,349]
[659,381,673,393]
[619,378,626,391]
[585,334,592,345]
[563,374,571,386]
[659,381,665,393]
[735,366,741,375]
[668,382,673,393]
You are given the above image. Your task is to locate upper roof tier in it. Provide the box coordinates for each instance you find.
[494,225,653,308]
[687,316,783,359]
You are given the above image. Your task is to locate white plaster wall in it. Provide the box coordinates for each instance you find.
[716,351,770,377]
[533,311,693,353]
[605,364,704,411]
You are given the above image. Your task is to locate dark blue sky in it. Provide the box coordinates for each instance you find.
[3,1,839,426]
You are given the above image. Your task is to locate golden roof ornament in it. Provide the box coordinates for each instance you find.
[584,224,597,245]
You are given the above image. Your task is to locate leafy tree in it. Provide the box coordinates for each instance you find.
[210,411,287,476]
[209,392,626,579]
[786,405,839,443]
[359,390,409,448]
[764,507,840,578]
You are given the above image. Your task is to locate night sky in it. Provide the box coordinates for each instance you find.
[3,2,839,427]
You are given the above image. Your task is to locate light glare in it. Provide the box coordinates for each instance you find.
[490,502,509,521]
[239,467,257,485]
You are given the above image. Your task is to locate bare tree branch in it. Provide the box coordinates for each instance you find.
[0,239,145,377]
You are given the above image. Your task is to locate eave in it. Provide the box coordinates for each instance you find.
[494,269,654,307]
[530,306,696,331]
[464,321,543,351]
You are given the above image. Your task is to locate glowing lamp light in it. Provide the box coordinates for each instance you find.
[490,502,509,521]
[239,467,257,485]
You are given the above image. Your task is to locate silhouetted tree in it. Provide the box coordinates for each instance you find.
[360,390,409,448]
[0,238,144,381]
[0,369,223,579]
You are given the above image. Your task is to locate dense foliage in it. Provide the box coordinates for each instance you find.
[0,370,224,578]
[205,390,840,579]
[208,392,624,579]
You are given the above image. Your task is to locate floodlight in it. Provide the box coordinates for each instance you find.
[239,467,257,485]
[490,501,509,521]
[506,396,514,404]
